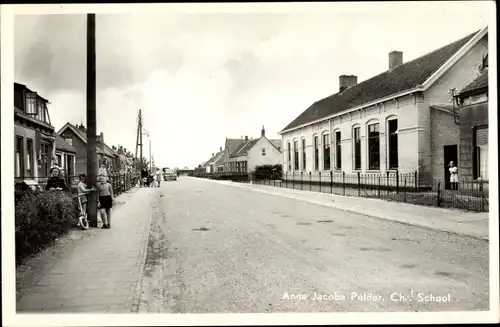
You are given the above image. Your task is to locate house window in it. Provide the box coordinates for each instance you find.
[475,127,488,180]
[26,139,33,177]
[353,127,361,170]
[24,92,37,115]
[301,138,306,171]
[335,131,341,170]
[36,100,47,123]
[65,137,73,147]
[323,134,330,170]
[57,154,62,167]
[294,140,299,171]
[15,136,23,178]
[261,148,266,156]
[287,142,291,171]
[368,123,380,170]
[388,119,398,169]
[314,136,319,171]
[40,143,50,178]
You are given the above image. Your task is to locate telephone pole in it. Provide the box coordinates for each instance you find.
[149,139,152,171]
[135,109,143,171]
[86,13,98,227]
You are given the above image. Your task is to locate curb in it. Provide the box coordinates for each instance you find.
[130,188,156,313]
[197,178,489,241]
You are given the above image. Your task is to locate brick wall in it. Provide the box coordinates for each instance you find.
[430,108,460,181]
[60,129,87,175]
[459,101,488,181]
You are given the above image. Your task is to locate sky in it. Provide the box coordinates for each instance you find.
[13,2,492,169]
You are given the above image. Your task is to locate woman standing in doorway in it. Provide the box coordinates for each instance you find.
[449,161,459,190]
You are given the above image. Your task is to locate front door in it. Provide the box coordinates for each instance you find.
[443,145,458,190]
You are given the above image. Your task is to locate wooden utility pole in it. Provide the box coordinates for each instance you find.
[86,14,98,227]
[149,139,152,171]
[135,109,143,171]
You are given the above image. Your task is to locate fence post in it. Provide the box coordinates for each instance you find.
[342,171,345,196]
[396,171,399,194]
[309,172,312,191]
[357,172,361,197]
[386,171,390,196]
[319,172,322,193]
[414,170,418,190]
[285,171,288,188]
[330,171,333,194]
[404,177,407,202]
[378,176,381,197]
[301,172,303,190]
[292,171,295,189]
[437,182,441,207]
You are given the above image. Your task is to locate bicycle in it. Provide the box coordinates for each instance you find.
[74,193,90,230]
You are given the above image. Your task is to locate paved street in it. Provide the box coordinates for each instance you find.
[138,177,489,313]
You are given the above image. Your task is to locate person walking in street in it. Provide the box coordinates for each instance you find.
[449,161,459,190]
[77,173,95,214]
[155,168,162,187]
[97,174,115,229]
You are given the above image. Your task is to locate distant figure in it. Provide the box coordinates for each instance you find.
[46,166,67,191]
[155,168,162,187]
[449,161,458,190]
[98,163,109,182]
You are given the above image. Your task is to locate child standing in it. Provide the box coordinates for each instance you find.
[77,173,95,214]
[96,174,115,229]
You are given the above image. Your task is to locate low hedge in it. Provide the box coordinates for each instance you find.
[15,191,78,264]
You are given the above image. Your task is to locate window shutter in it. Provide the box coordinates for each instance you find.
[476,128,488,146]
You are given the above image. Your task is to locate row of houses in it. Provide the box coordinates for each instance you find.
[277,27,489,189]
[199,126,283,175]
[14,82,138,186]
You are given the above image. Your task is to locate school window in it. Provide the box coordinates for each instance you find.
[388,119,398,169]
[301,138,306,171]
[26,139,33,177]
[294,140,299,170]
[368,123,380,170]
[24,92,37,115]
[335,131,341,170]
[474,127,488,180]
[353,127,361,170]
[314,136,319,171]
[15,136,23,178]
[287,142,292,171]
[323,134,330,170]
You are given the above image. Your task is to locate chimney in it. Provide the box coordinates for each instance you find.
[220,147,222,152]
[212,153,214,157]
[389,51,403,70]
[339,75,358,93]
[261,125,265,137]
[245,136,248,141]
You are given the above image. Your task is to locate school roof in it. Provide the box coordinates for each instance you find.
[280,29,481,133]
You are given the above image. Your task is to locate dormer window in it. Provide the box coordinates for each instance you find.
[25,92,37,115]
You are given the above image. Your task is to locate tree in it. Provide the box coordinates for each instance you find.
[136,156,149,171]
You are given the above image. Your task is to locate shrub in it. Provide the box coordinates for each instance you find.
[252,164,283,180]
[15,191,79,264]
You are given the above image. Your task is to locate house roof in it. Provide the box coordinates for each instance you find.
[214,151,225,165]
[225,138,246,156]
[55,134,76,153]
[14,82,49,102]
[270,139,282,151]
[280,30,480,133]
[230,139,259,157]
[459,68,488,96]
[59,123,110,155]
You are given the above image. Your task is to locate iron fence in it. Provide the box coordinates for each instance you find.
[195,170,488,212]
[14,172,140,197]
